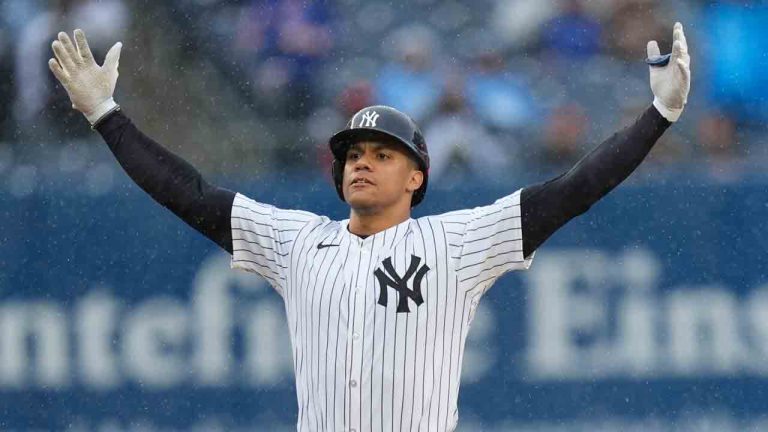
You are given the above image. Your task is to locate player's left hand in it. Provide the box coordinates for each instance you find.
[647,22,691,122]
[48,29,122,125]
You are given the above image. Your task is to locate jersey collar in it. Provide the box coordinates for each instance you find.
[340,217,413,252]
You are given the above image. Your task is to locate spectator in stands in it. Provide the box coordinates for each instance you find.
[695,111,743,181]
[235,0,335,117]
[534,103,589,174]
[465,45,539,132]
[697,112,737,161]
[491,0,558,51]
[606,0,668,61]
[375,24,443,122]
[541,0,602,60]
[423,83,511,184]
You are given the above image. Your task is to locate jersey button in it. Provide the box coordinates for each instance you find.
[350,380,357,387]
[353,332,360,340]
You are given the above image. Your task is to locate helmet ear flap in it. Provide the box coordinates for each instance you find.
[331,159,346,202]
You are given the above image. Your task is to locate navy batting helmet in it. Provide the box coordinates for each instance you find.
[329,105,430,207]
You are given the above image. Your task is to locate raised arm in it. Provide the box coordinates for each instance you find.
[49,30,235,253]
[521,22,691,258]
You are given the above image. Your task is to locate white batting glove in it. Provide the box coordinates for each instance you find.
[647,22,691,122]
[48,29,122,125]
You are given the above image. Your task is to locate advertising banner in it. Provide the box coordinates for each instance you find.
[1,177,766,431]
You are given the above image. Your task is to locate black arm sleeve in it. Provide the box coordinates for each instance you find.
[521,105,671,258]
[95,110,236,254]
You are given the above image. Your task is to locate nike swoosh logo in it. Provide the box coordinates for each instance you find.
[317,243,340,249]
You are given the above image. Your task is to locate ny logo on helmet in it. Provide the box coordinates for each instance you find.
[358,110,380,128]
[374,255,430,313]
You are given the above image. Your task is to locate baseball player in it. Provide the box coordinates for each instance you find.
[48,23,690,432]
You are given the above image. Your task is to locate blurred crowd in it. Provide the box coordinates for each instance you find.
[1,0,766,195]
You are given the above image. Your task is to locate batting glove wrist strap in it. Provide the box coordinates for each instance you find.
[48,29,122,123]
[647,22,691,123]
[85,97,119,125]
[652,97,683,123]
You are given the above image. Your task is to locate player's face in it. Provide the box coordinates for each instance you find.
[343,140,423,212]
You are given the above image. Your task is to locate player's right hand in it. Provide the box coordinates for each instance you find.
[48,29,122,125]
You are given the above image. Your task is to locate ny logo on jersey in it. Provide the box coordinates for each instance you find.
[358,110,380,128]
[374,255,430,313]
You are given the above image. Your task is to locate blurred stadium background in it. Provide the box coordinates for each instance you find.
[1,0,768,430]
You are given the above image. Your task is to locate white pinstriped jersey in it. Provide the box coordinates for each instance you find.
[230,189,533,432]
